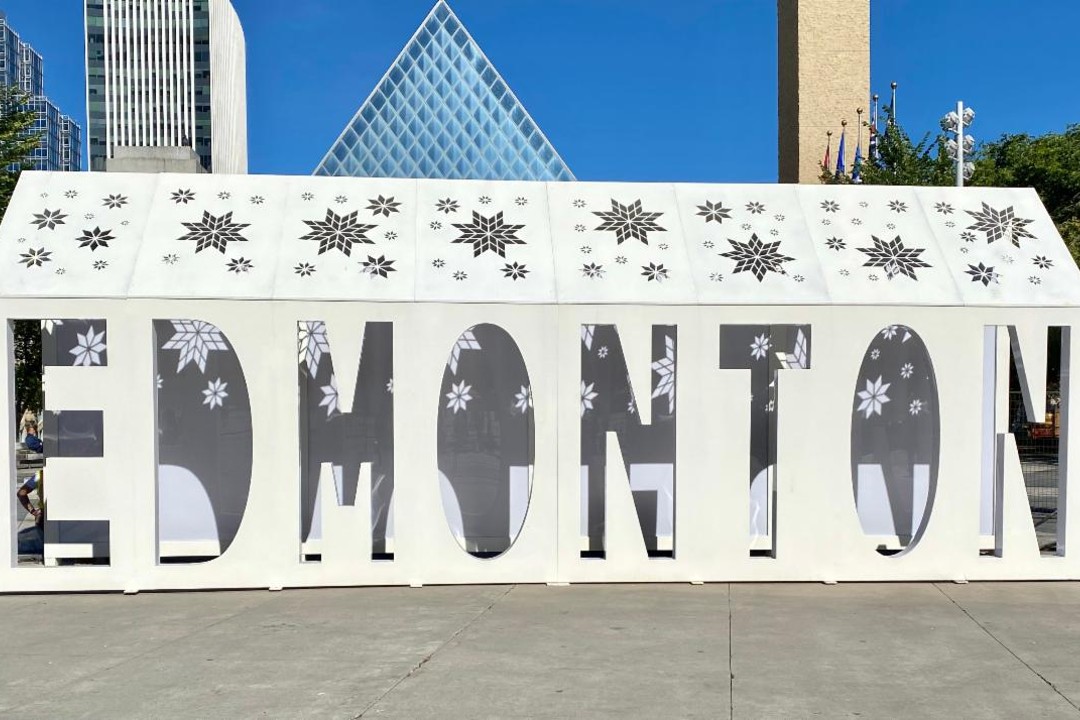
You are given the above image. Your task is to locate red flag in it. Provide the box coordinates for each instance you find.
[823,134,832,172]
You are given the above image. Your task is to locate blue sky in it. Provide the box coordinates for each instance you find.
[4,0,1079,181]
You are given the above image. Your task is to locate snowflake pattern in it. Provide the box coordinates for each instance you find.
[301,209,376,256]
[162,320,228,373]
[162,253,180,265]
[820,200,840,213]
[361,254,396,278]
[651,335,676,413]
[641,262,669,282]
[32,209,67,230]
[202,379,229,410]
[93,260,108,271]
[856,376,891,418]
[367,195,402,217]
[572,199,586,209]
[218,191,231,200]
[615,255,627,264]
[720,234,795,281]
[513,385,533,414]
[64,190,78,199]
[593,199,666,245]
[171,189,195,204]
[580,381,598,417]
[965,262,1000,286]
[697,200,732,224]
[226,257,253,274]
[888,200,908,214]
[515,196,528,206]
[69,326,106,367]
[826,237,846,251]
[909,399,924,416]
[935,202,954,215]
[435,198,459,214]
[249,195,264,205]
[446,380,473,414]
[750,333,771,360]
[966,203,1036,247]
[857,235,931,281]
[178,211,250,254]
[900,362,914,379]
[432,258,446,268]
[598,346,609,358]
[1032,255,1053,270]
[745,202,765,215]
[319,375,339,417]
[452,211,525,257]
[298,321,330,376]
[295,262,316,277]
[574,224,586,233]
[77,226,115,251]
[18,248,52,267]
[102,194,128,209]
[1029,275,1042,286]
[453,270,467,281]
[582,262,604,278]
[502,261,529,280]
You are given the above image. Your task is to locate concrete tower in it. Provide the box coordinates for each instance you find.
[777,0,870,183]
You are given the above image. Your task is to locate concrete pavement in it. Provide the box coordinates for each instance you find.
[1,582,1079,718]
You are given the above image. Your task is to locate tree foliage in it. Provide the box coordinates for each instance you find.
[0,84,43,422]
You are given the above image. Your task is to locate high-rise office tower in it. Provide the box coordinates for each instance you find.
[85,0,248,174]
[0,12,82,172]
[316,1,572,181]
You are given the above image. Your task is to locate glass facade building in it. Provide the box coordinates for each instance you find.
[0,12,81,171]
[315,1,572,181]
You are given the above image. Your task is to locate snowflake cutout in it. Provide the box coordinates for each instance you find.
[432,258,446,268]
[298,321,330,376]
[581,325,595,351]
[162,320,228,373]
[319,375,339,417]
[452,211,526,257]
[367,195,402,217]
[1001,254,1015,265]
[909,399,924,416]
[301,192,314,201]
[54,267,66,276]
[84,213,95,220]
[513,385,532,414]
[697,200,732,224]
[857,235,931,281]
[334,195,348,204]
[580,245,592,254]
[384,231,397,241]
[435,198,459,215]
[249,195,264,205]
[361,254,396,278]
[774,214,786,222]
[965,262,1000,286]
[900,362,914,379]
[171,189,195,204]
[18,248,52,267]
[430,221,442,231]
[446,380,473,414]
[478,195,491,205]
[102,194,128,209]
[387,379,394,394]
[77,226,115,251]
[202,379,229,410]
[881,325,899,340]
[792,274,805,283]
[888,200,908,213]
[218,191,232,200]
[574,224,586,233]
[750,333,771,360]
[572,199,586,209]
[1029,275,1042,285]
[162,253,180,265]
[41,319,62,334]
[593,199,666,245]
[745,202,765,215]
[32,209,67,230]
[1032,255,1053,270]
[966,203,1036,248]
[856,376,891,418]
[295,262,316,277]
[582,262,604,279]
[820,200,840,213]
[301,209,376,256]
[615,255,627,264]
[179,211,250,254]
[651,335,676,413]
[822,219,832,226]
[703,240,714,249]
[741,223,752,231]
[502,261,529,280]
[64,190,78,199]
[851,218,863,226]
[870,349,880,360]
[226,257,254,274]
[598,346,609,358]
[69,326,106,367]
[453,270,467,281]
[515,196,528,206]
[826,237,846,251]
[945,221,956,228]
[935,202,954,215]
[93,260,108,271]
[720,234,795,281]
[641,262,669,282]
[580,381,598,417]
[886,223,896,230]
[709,272,723,282]
[961,231,977,243]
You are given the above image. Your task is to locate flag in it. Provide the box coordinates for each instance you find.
[852,139,864,183]
[823,135,832,174]
[868,125,880,164]
[836,128,847,176]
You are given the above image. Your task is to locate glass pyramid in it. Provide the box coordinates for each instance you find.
[314,1,573,181]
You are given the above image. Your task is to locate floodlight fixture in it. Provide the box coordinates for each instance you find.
[963,162,975,180]
[963,135,975,153]
[962,107,976,126]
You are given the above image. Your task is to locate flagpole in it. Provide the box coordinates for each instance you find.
[890,82,897,124]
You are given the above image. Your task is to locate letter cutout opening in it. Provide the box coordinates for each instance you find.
[155,320,252,563]
[298,321,394,561]
[850,325,939,555]
[437,324,534,558]
[580,324,676,558]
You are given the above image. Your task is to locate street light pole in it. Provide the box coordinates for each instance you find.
[955,100,965,188]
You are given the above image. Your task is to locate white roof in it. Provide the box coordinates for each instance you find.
[1,171,1076,306]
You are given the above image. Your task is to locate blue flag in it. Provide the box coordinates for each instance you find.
[836,128,847,175]
[852,141,863,183]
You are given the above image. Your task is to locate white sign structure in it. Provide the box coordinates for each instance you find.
[0,171,1077,593]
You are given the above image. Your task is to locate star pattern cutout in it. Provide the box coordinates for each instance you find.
[856,235,931,281]
[102,194,128,209]
[18,248,52,267]
[965,262,1000,286]
[502,261,529,280]
[77,227,115,251]
[451,211,526,257]
[593,199,666,245]
[161,320,228,373]
[719,234,794,281]
[178,211,250,254]
[367,195,401,217]
[966,203,1036,248]
[361,254,396,278]
[171,189,195,204]
[696,200,732,224]
[32,209,66,230]
[301,209,376,256]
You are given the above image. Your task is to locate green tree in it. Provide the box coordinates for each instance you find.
[0,84,44,424]
[972,125,1080,262]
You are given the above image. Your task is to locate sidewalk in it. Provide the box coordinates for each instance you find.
[1,582,1078,718]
